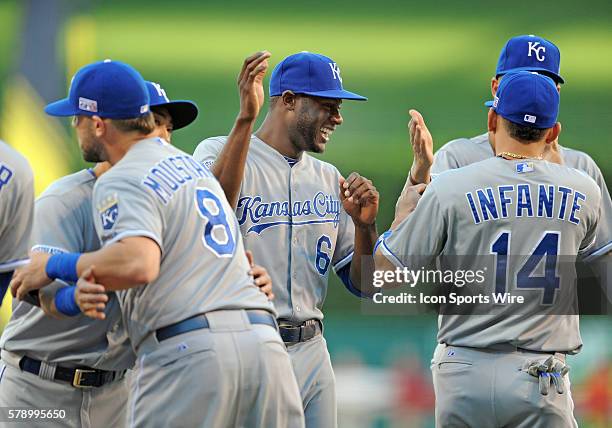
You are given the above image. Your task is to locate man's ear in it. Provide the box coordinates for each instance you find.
[491,77,499,97]
[487,109,498,133]
[91,115,106,138]
[281,90,297,111]
[545,122,562,144]
[487,110,498,153]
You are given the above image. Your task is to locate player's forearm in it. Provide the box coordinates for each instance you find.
[211,117,255,209]
[406,162,431,186]
[349,223,379,295]
[391,184,426,230]
[75,237,160,290]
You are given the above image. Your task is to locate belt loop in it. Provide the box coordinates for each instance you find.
[38,361,56,381]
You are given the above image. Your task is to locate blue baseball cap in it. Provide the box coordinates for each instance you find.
[495,35,564,84]
[269,52,367,101]
[45,60,150,119]
[491,71,559,129]
[146,81,199,130]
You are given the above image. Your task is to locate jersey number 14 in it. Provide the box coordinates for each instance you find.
[491,231,560,305]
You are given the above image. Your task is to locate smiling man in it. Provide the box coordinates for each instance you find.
[194,51,379,428]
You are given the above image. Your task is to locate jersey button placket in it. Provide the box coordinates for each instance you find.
[288,167,298,317]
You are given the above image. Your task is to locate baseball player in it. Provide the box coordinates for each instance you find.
[10,60,304,428]
[408,35,611,263]
[376,71,601,427]
[0,80,199,428]
[194,51,379,428]
[0,140,34,305]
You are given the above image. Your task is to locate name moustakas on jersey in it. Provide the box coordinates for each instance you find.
[141,148,213,205]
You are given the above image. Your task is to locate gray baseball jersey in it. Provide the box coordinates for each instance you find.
[193,135,356,323]
[432,133,612,258]
[0,169,134,370]
[0,140,34,273]
[92,137,275,349]
[380,157,601,352]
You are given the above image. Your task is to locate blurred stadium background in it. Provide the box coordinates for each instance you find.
[0,0,610,426]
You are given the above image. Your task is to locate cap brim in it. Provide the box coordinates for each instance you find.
[298,89,367,101]
[44,98,79,117]
[151,100,199,130]
[498,67,564,84]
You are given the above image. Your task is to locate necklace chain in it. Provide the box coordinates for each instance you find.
[497,151,542,160]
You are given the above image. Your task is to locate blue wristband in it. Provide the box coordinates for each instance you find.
[54,286,81,316]
[46,253,80,283]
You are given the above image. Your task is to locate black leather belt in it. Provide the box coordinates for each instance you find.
[446,343,567,360]
[19,356,119,388]
[278,319,322,344]
[156,310,278,342]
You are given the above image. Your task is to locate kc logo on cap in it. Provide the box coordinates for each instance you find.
[527,42,546,62]
[328,63,342,82]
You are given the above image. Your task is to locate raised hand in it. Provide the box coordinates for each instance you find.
[237,51,271,122]
[408,109,434,184]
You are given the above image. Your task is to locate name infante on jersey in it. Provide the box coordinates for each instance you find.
[237,192,341,235]
[466,183,587,225]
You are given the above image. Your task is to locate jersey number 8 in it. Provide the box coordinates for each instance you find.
[195,188,236,257]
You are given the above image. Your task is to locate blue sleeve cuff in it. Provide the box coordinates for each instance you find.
[54,286,81,316]
[336,262,371,299]
[373,230,393,255]
[46,253,80,283]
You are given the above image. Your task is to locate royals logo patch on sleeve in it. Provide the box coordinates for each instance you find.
[98,194,119,230]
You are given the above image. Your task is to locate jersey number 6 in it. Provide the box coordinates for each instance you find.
[195,188,236,257]
[315,235,332,275]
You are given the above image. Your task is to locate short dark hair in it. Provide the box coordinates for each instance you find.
[110,112,155,134]
[497,71,561,86]
[269,93,307,109]
[502,117,548,143]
